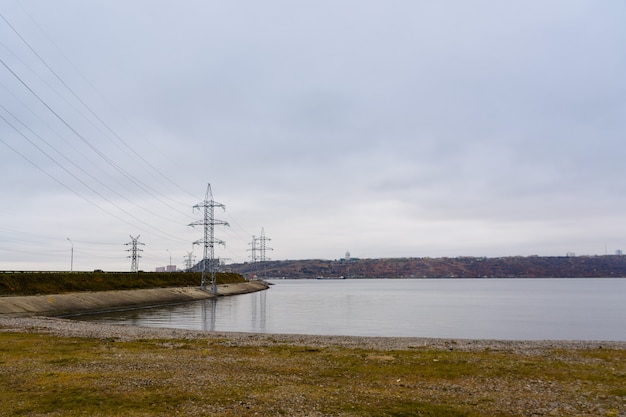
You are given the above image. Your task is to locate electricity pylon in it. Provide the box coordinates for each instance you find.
[248,235,258,263]
[189,183,229,293]
[249,227,272,279]
[125,235,145,273]
[258,227,272,264]
[183,251,196,271]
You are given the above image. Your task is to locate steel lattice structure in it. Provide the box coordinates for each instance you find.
[189,184,229,292]
[249,227,272,279]
[257,227,272,264]
[124,235,144,273]
[248,234,258,263]
[183,251,196,271]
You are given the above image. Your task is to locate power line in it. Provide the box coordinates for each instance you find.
[0,12,272,269]
[0,9,196,203]
[0,56,190,219]
[0,104,185,226]
[0,17,202,248]
[0,39,199,243]
[0,113,188,243]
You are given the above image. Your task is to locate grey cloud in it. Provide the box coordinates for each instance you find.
[2,1,626,270]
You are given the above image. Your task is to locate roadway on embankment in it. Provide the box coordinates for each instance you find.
[0,281,269,317]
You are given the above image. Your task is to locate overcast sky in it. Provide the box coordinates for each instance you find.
[1,1,625,271]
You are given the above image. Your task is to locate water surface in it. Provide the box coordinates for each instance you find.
[74,278,626,340]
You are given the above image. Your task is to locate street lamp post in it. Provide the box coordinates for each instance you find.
[66,237,73,272]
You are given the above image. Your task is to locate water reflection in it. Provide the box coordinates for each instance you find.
[250,289,266,332]
[200,298,217,332]
[74,279,626,341]
[76,287,269,333]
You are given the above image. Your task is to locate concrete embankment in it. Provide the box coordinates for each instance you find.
[0,281,268,317]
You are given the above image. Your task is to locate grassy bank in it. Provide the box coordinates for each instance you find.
[0,271,246,296]
[0,330,624,416]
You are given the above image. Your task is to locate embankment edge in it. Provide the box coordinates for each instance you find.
[0,281,269,317]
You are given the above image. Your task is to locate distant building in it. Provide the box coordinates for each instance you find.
[617,250,623,256]
[156,265,177,272]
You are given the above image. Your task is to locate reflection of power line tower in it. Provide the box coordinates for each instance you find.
[124,235,144,273]
[183,251,196,271]
[189,184,229,293]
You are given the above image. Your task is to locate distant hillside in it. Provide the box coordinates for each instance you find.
[227,255,626,279]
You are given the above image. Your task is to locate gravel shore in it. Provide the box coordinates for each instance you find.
[3,316,626,416]
[2,315,625,354]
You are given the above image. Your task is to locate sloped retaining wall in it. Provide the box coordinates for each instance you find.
[0,281,269,317]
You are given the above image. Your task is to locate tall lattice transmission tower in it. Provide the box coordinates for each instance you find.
[248,234,258,263]
[183,251,196,271]
[124,235,145,273]
[189,184,229,293]
[258,228,272,264]
[249,228,273,279]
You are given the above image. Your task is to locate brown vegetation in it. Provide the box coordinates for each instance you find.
[230,255,626,278]
[0,271,246,296]
[0,317,624,417]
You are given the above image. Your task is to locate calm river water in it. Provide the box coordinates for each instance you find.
[74,278,626,341]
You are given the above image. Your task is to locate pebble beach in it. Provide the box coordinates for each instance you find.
[2,288,625,416]
[2,315,625,353]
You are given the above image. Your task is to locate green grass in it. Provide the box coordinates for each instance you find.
[0,271,246,296]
